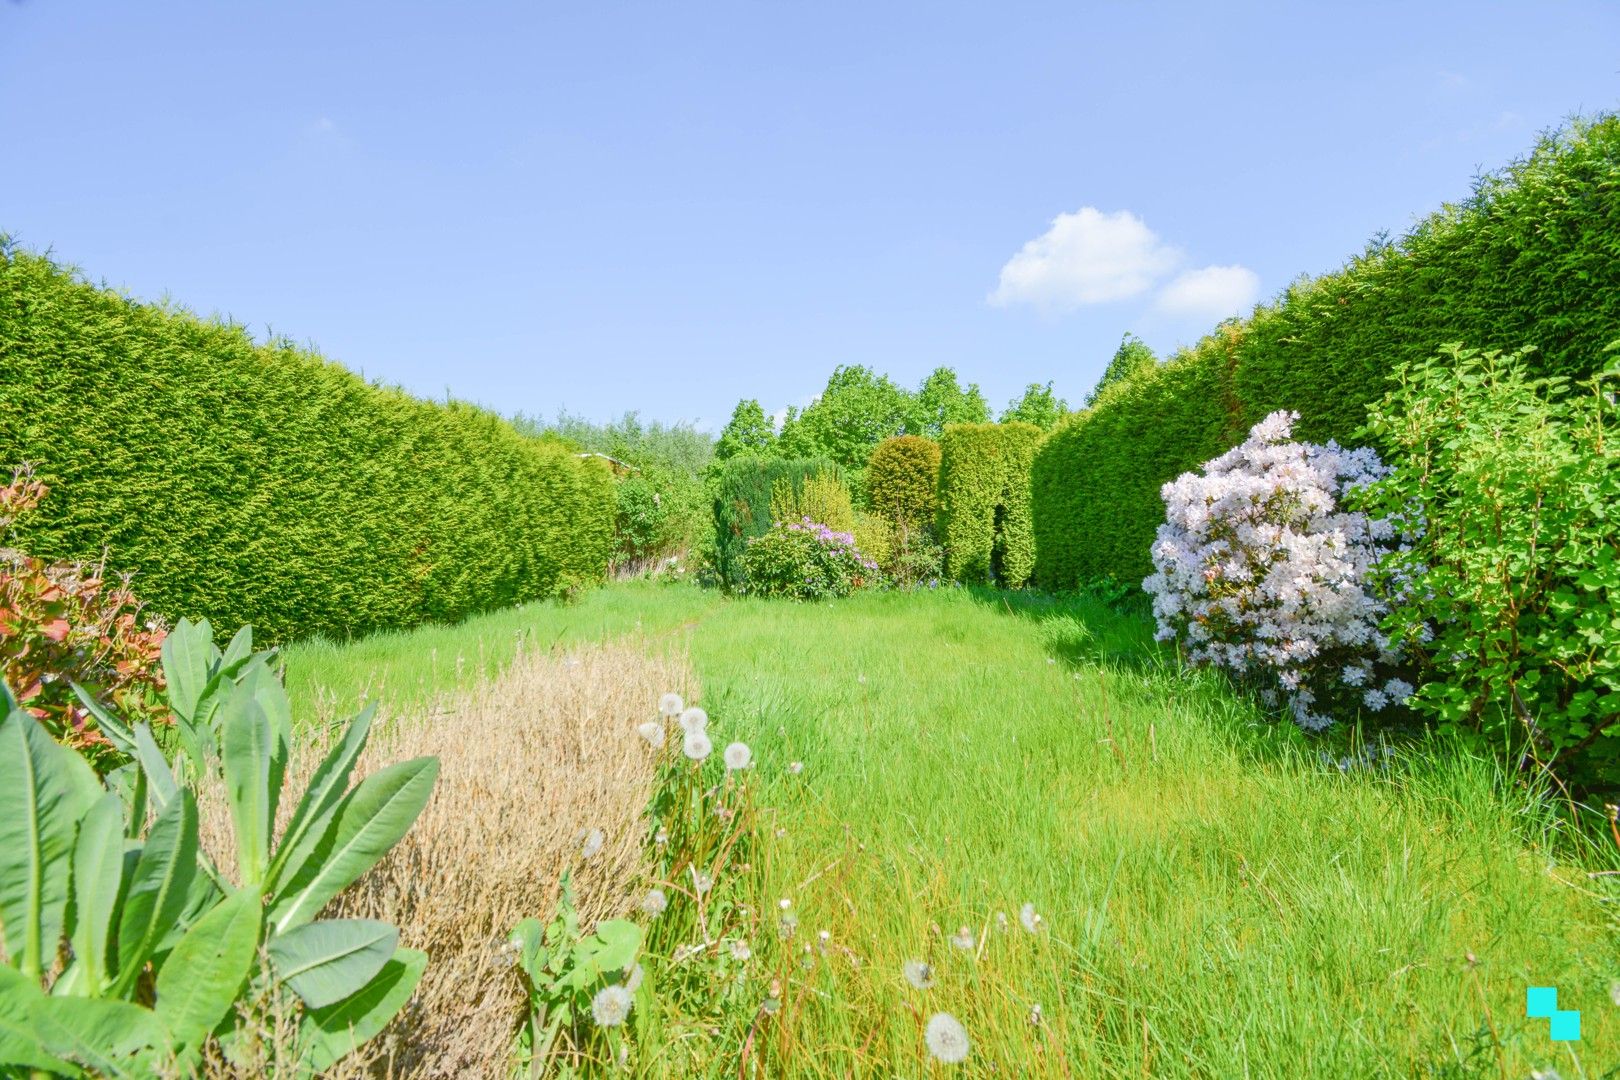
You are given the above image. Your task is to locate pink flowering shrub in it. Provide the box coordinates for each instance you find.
[741,517,879,600]
[1142,411,1418,731]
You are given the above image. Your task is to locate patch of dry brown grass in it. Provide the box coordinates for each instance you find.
[202,641,693,1078]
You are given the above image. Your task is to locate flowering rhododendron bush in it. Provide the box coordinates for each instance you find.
[0,468,167,767]
[1143,411,1418,731]
[741,517,879,599]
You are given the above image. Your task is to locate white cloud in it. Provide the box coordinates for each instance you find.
[989,207,1181,310]
[1155,265,1260,320]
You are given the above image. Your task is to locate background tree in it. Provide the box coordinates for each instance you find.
[1086,333,1157,405]
[1000,381,1068,430]
[908,366,989,438]
[714,398,777,461]
[779,365,913,470]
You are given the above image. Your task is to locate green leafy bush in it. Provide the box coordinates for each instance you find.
[0,245,616,644]
[0,618,437,1076]
[937,422,1040,587]
[1361,345,1620,786]
[866,435,941,535]
[709,457,843,589]
[740,519,878,600]
[1032,115,1620,588]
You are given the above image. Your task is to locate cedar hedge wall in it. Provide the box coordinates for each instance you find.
[0,245,616,644]
[937,422,1040,587]
[866,435,941,535]
[1033,115,1620,589]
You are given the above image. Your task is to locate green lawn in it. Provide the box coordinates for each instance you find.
[285,582,1620,1077]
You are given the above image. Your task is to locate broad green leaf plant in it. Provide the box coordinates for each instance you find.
[0,618,439,1077]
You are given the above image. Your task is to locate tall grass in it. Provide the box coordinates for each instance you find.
[286,584,1620,1077]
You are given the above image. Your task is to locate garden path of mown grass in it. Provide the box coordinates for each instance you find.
[285,583,1620,1078]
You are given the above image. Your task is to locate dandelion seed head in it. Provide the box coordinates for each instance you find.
[730,939,752,961]
[654,827,669,845]
[691,867,713,895]
[684,730,713,761]
[659,692,684,716]
[679,706,708,734]
[625,963,644,992]
[591,985,632,1027]
[1019,902,1043,933]
[903,959,933,989]
[641,889,667,915]
[925,1012,970,1064]
[724,741,753,770]
[950,926,974,950]
[636,721,665,748]
[581,828,605,859]
[1029,1003,1044,1026]
[789,761,804,774]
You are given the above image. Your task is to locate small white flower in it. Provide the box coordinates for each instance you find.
[659,692,684,717]
[902,959,933,989]
[1019,902,1043,933]
[949,926,974,950]
[636,721,665,748]
[591,984,632,1027]
[779,897,793,910]
[684,730,713,761]
[624,963,644,992]
[679,707,708,734]
[789,761,804,774]
[724,742,753,770]
[641,888,667,916]
[924,1012,970,1064]
[582,828,605,859]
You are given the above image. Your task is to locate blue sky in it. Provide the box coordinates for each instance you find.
[3,2,1617,431]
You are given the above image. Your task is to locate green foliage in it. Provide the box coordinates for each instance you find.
[776,365,912,471]
[865,435,941,535]
[0,246,616,645]
[1085,333,1157,406]
[0,470,167,769]
[709,457,843,589]
[936,422,1041,587]
[907,367,989,438]
[0,619,435,1076]
[1033,115,1620,588]
[712,399,777,462]
[740,519,878,600]
[768,470,856,533]
[1000,381,1069,430]
[1361,345,1620,787]
[510,871,646,1071]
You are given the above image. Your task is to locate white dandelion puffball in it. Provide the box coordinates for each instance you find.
[691,867,713,895]
[636,721,665,748]
[724,741,753,770]
[654,827,669,846]
[730,938,752,961]
[789,760,804,774]
[679,706,708,734]
[625,963,645,992]
[581,828,605,859]
[1019,902,1043,933]
[684,730,713,761]
[925,1012,970,1064]
[641,888,668,916]
[949,926,974,950]
[591,984,632,1027]
[659,692,684,717]
[903,959,933,990]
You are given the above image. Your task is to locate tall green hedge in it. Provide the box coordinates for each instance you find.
[710,456,842,588]
[1034,114,1620,589]
[936,422,1040,587]
[0,246,616,644]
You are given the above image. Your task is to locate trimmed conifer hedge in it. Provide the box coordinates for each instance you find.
[709,456,843,589]
[937,422,1040,587]
[866,435,941,535]
[0,245,616,644]
[1034,115,1620,589]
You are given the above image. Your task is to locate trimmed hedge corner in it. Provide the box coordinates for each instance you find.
[0,245,616,644]
[937,422,1040,587]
